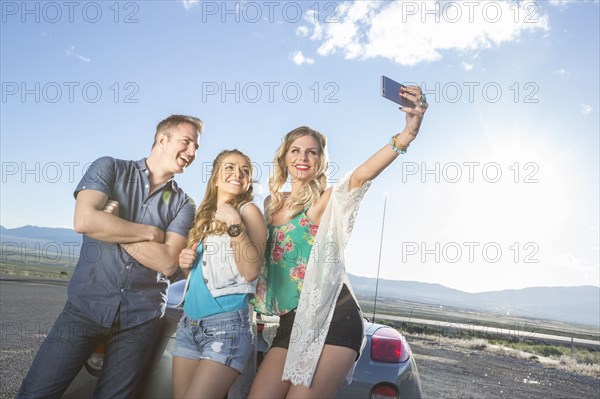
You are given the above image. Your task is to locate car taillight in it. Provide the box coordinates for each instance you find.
[87,344,105,372]
[371,328,408,363]
[371,383,399,399]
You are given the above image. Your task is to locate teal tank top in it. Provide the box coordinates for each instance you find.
[183,242,248,319]
[258,209,318,316]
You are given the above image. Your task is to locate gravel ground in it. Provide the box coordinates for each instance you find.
[409,336,599,399]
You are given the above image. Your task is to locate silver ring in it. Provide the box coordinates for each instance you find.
[419,94,427,107]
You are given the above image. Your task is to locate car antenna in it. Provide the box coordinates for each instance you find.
[372,194,387,323]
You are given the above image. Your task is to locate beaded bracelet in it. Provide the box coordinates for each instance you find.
[390,136,408,155]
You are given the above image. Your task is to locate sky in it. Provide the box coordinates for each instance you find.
[1,0,598,293]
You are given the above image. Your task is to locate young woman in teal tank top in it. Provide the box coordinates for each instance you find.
[172,150,267,399]
[250,85,429,398]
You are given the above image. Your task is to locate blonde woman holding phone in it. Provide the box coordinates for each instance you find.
[250,85,428,398]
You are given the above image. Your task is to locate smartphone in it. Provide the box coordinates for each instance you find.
[381,75,411,107]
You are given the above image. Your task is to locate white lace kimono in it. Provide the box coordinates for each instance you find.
[280,170,372,387]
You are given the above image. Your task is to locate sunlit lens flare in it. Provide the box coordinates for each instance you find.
[451,139,570,244]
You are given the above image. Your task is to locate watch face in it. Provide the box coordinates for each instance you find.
[227,224,242,237]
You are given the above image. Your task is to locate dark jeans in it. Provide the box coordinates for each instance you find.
[18,301,162,399]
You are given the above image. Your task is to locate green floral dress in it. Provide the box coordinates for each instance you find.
[253,209,318,316]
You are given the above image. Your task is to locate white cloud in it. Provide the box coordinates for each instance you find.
[553,68,569,76]
[291,50,315,65]
[182,0,200,10]
[304,10,324,41]
[462,62,474,71]
[296,26,309,37]
[301,0,549,66]
[580,104,593,115]
[65,46,90,63]
[549,0,576,7]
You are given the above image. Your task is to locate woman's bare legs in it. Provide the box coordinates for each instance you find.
[173,356,239,399]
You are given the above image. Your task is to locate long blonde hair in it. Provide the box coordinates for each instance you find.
[187,149,254,247]
[265,126,328,223]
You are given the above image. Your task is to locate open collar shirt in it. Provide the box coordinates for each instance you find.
[69,157,195,328]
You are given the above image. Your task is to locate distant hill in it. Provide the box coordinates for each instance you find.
[1,225,81,243]
[349,275,600,327]
[1,225,598,326]
[472,286,600,327]
[1,225,81,266]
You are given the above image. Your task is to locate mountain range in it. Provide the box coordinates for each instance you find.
[1,225,599,326]
[348,274,599,327]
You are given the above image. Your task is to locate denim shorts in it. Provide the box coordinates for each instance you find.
[171,308,254,373]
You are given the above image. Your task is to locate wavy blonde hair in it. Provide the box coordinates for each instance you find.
[187,149,254,247]
[265,126,328,223]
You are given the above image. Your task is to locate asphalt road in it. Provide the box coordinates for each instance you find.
[0,277,68,399]
[1,278,598,399]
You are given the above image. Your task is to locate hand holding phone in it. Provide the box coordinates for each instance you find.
[381,75,412,107]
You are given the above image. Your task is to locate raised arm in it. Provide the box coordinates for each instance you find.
[350,85,428,190]
[74,190,164,243]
